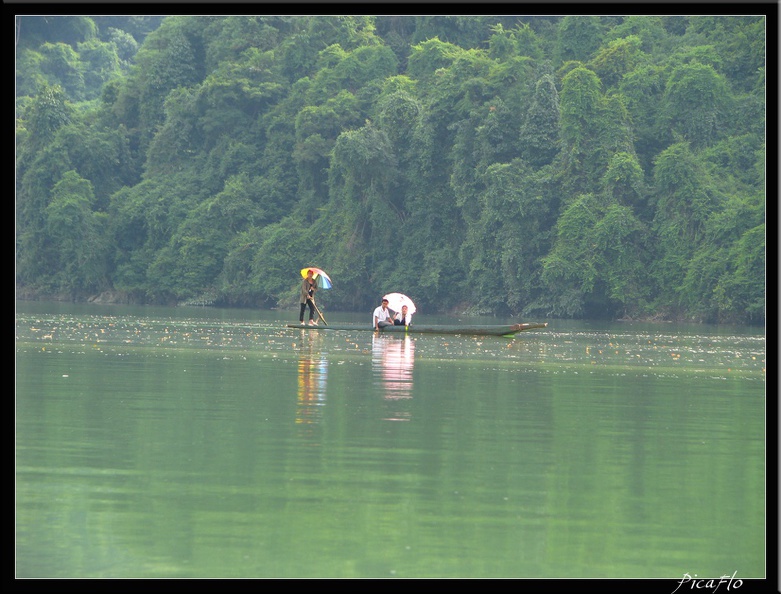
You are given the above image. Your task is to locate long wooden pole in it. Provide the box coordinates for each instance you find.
[312,297,327,325]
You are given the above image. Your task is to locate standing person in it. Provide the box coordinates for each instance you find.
[394,304,412,326]
[299,269,318,325]
[373,298,395,330]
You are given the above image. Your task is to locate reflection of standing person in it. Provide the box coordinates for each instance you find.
[394,305,412,326]
[299,269,318,325]
[373,298,395,329]
[296,333,328,426]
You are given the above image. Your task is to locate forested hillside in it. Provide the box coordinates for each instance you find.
[15,15,766,324]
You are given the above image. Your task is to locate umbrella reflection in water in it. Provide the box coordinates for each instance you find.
[372,334,416,421]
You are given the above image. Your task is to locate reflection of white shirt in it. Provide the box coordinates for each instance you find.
[373,306,393,326]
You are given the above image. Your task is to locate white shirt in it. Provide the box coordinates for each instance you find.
[373,305,393,326]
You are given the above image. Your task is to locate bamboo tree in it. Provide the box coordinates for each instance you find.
[589,35,645,88]
[662,62,730,149]
[555,16,604,65]
[558,65,607,196]
[650,141,722,314]
[44,170,109,294]
[520,72,560,167]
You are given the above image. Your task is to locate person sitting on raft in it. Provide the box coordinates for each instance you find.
[373,298,395,330]
[394,304,412,326]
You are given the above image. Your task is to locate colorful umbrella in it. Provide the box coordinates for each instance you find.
[383,292,416,315]
[300,267,332,289]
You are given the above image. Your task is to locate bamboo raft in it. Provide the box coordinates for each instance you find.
[286,322,548,337]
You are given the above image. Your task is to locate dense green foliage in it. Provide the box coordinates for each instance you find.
[16,15,766,324]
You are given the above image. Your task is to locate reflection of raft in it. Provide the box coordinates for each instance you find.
[287,322,548,337]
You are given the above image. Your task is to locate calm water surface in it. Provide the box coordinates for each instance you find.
[15,302,766,578]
